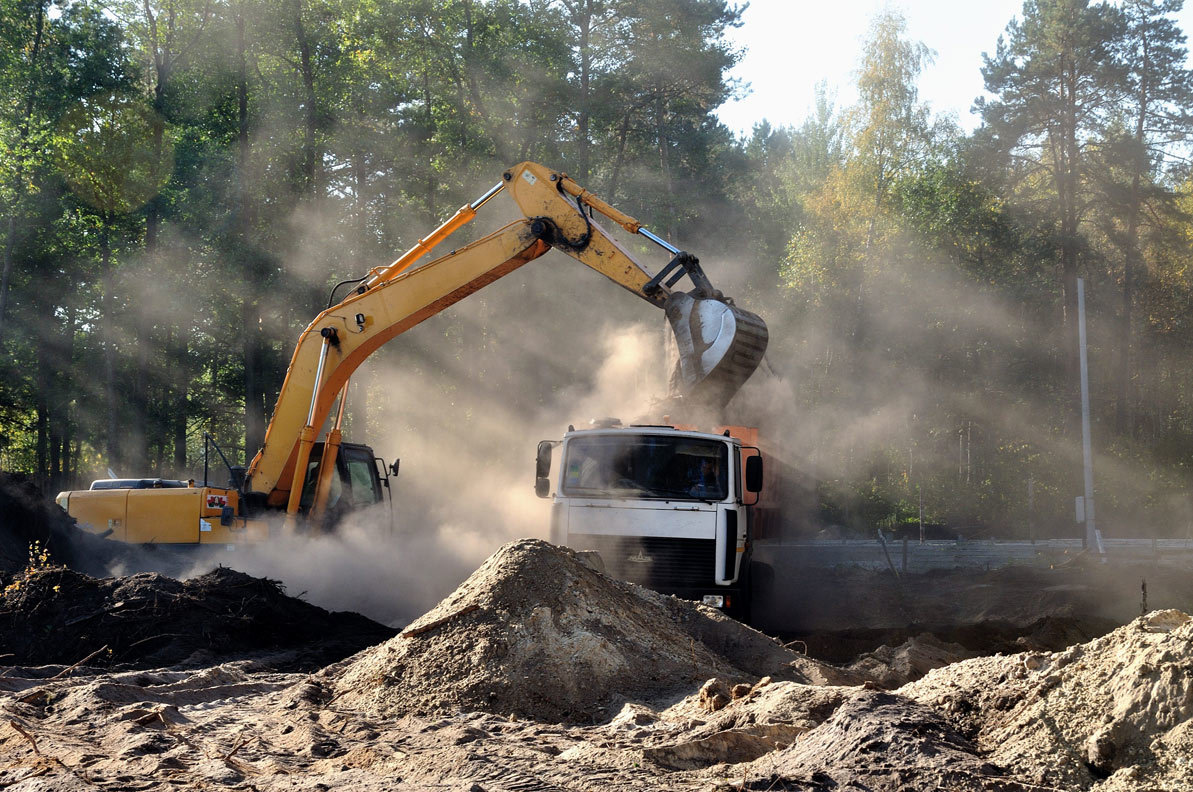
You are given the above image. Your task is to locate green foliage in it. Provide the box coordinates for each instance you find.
[54,94,173,214]
[3,0,1193,540]
[740,1,1193,538]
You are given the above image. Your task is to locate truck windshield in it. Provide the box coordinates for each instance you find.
[561,434,729,501]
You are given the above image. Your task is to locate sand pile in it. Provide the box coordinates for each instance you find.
[328,539,846,723]
[628,612,1193,790]
[612,674,1025,790]
[901,609,1193,791]
[736,690,1027,791]
[0,565,394,670]
[844,633,975,689]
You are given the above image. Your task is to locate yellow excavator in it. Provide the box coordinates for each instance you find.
[57,162,768,544]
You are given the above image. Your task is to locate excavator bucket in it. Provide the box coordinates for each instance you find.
[665,292,769,409]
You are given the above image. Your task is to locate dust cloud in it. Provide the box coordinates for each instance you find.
[171,312,668,626]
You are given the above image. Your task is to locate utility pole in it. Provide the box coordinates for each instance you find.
[1077,278,1105,555]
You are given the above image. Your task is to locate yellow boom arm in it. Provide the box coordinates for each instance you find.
[249,163,657,507]
[245,162,767,511]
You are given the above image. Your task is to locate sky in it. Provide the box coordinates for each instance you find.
[716,0,1193,137]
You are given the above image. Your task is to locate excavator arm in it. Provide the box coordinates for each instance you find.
[245,162,767,513]
[507,162,769,407]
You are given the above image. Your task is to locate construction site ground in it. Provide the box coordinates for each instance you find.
[4,476,1193,790]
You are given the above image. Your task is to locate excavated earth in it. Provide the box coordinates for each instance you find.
[0,565,396,671]
[2,536,1193,791]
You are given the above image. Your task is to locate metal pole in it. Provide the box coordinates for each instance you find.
[1077,279,1103,555]
[637,227,681,255]
[469,181,505,211]
[307,333,332,427]
[918,485,924,544]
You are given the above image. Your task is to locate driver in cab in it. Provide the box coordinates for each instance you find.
[687,457,720,499]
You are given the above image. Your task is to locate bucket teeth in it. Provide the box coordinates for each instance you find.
[665,292,769,410]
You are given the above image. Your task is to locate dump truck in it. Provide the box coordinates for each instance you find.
[535,415,826,620]
[58,162,768,544]
[535,420,767,619]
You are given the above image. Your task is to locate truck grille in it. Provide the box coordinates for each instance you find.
[567,534,716,591]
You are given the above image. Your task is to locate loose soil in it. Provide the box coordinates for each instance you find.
[0,473,114,576]
[327,539,854,723]
[0,565,395,671]
[3,537,1193,790]
[4,483,1193,791]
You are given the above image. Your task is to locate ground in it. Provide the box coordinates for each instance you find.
[5,475,1193,790]
[1,535,1192,791]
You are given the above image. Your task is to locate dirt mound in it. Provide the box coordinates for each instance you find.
[901,609,1193,790]
[0,473,143,576]
[844,633,975,689]
[627,676,1026,789]
[328,539,842,723]
[738,691,1028,791]
[0,565,394,671]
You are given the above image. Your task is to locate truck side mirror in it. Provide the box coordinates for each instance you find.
[535,441,555,498]
[390,458,400,477]
[745,455,763,493]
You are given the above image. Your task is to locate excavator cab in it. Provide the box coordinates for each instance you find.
[296,441,390,526]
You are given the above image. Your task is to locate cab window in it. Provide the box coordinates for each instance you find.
[343,451,381,506]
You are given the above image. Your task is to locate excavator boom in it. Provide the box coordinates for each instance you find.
[247,162,768,512]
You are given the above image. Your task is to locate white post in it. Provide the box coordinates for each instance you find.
[1077,279,1104,555]
[918,485,924,544]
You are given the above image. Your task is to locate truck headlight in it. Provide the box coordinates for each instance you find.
[702,594,725,608]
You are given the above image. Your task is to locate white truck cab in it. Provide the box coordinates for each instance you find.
[536,422,763,618]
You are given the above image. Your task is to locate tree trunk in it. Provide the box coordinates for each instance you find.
[422,69,436,221]
[608,110,631,200]
[576,0,592,182]
[291,0,319,193]
[0,0,47,340]
[1118,26,1150,437]
[236,6,265,459]
[171,329,188,471]
[1059,59,1080,388]
[101,218,120,469]
[52,303,76,491]
[654,89,675,239]
[461,0,510,163]
[35,336,49,489]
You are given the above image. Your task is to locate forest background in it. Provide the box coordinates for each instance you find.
[3,0,1193,540]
